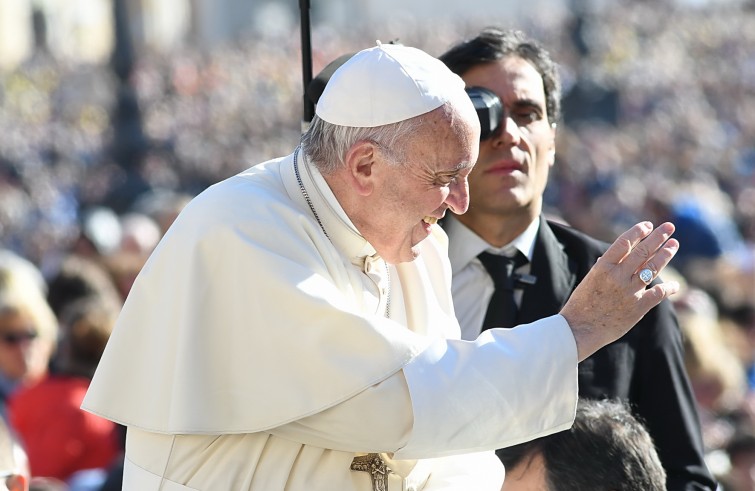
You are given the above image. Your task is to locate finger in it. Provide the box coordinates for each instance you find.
[636,267,655,286]
[638,278,681,310]
[600,221,654,265]
[636,238,679,279]
[634,239,679,291]
[622,222,676,274]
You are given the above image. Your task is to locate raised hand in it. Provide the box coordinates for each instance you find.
[560,221,680,361]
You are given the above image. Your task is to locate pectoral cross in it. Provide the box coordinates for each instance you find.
[350,453,392,491]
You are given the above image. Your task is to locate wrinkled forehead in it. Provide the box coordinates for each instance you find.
[403,106,479,171]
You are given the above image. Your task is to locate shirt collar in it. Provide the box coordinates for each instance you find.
[446,214,540,275]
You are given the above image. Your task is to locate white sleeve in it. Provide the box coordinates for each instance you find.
[396,314,578,459]
[270,315,578,459]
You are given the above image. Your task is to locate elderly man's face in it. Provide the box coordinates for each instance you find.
[364,106,479,264]
[459,56,556,228]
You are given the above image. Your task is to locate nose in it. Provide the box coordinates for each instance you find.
[492,116,521,147]
[445,177,470,215]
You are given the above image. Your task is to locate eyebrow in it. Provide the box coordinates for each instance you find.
[510,98,545,111]
[435,164,471,180]
[450,160,475,172]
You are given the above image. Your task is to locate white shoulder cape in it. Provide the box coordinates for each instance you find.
[82,153,445,433]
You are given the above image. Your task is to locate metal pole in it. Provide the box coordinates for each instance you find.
[299,0,314,131]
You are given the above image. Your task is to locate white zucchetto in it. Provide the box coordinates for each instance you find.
[315,41,466,128]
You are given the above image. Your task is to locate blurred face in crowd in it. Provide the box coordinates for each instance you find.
[0,311,45,383]
[354,105,479,264]
[457,56,556,238]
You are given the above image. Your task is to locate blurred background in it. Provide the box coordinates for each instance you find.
[1,0,755,489]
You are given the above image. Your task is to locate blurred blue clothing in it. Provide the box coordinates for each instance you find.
[670,199,746,269]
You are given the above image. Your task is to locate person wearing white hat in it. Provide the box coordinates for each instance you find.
[81,42,681,490]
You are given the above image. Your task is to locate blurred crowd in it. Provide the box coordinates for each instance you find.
[1,0,755,489]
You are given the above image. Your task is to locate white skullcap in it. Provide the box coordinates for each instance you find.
[315,42,466,128]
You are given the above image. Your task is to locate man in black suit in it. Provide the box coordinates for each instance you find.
[439,28,716,490]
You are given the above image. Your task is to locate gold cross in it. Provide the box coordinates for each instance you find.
[350,453,392,491]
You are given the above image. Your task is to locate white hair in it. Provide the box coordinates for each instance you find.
[300,111,427,174]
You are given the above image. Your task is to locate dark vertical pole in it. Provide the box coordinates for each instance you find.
[299,0,314,131]
[107,0,150,212]
[31,9,49,53]
[111,0,134,82]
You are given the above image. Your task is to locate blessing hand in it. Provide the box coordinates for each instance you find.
[560,221,680,361]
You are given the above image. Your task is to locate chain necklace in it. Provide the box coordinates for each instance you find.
[293,147,391,318]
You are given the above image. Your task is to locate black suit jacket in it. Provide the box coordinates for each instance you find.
[513,217,715,490]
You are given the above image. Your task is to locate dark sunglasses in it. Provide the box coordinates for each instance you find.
[0,330,38,345]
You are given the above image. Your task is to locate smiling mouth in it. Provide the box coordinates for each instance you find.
[423,216,438,225]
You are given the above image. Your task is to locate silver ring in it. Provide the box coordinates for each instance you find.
[638,268,654,285]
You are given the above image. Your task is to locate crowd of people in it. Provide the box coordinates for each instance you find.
[0,0,754,489]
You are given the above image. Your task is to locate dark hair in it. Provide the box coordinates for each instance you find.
[439,27,562,126]
[46,254,122,317]
[497,399,667,491]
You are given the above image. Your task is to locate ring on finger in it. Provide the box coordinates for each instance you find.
[638,267,655,285]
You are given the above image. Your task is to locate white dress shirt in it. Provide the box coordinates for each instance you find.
[445,215,540,340]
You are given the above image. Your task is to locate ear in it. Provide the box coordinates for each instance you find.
[343,140,378,196]
[547,123,557,166]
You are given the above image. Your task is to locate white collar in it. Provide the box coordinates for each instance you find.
[446,215,540,275]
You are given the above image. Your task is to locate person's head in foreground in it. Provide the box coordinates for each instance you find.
[301,41,481,264]
[498,398,666,491]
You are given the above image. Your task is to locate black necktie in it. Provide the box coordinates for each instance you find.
[477,251,529,331]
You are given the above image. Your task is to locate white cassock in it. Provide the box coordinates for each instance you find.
[82,150,578,491]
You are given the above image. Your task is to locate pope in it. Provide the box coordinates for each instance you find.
[82,42,680,491]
